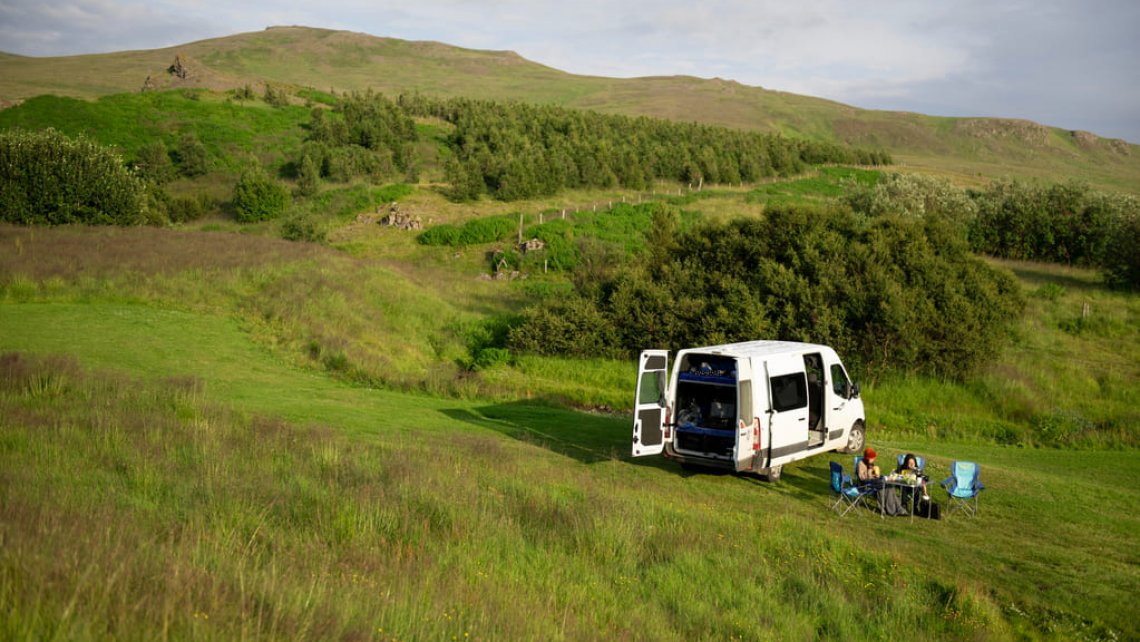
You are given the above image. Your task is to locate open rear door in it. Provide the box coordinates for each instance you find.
[733,357,757,472]
[632,350,670,457]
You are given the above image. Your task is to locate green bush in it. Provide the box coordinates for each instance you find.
[1102,210,1140,290]
[232,166,290,222]
[968,180,1127,267]
[263,83,291,108]
[150,189,212,223]
[280,214,327,243]
[296,154,321,197]
[0,128,148,225]
[133,141,173,184]
[417,215,517,246]
[175,133,208,177]
[508,295,621,359]
[511,204,1025,380]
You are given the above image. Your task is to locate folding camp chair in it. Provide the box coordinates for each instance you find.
[830,461,875,516]
[940,460,985,517]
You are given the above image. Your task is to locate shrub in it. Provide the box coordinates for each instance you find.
[166,193,212,223]
[280,214,327,243]
[511,204,1025,380]
[134,141,173,184]
[232,165,290,223]
[1101,209,1140,290]
[0,128,148,225]
[968,180,1125,267]
[175,133,208,177]
[296,154,321,197]
[417,215,517,247]
[508,295,621,359]
[846,172,976,228]
[263,83,291,108]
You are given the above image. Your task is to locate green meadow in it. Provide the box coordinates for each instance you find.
[2,193,1138,640]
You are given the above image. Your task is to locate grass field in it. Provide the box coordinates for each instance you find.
[2,300,1137,641]
[2,198,1138,640]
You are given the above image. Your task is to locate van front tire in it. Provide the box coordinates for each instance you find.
[842,421,866,454]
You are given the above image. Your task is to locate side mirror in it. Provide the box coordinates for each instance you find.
[851,382,861,399]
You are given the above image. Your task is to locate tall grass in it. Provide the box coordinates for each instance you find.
[1,352,1136,640]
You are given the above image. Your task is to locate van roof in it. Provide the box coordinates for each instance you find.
[679,340,836,359]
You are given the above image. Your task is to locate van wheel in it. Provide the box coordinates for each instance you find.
[843,421,866,454]
[762,465,782,482]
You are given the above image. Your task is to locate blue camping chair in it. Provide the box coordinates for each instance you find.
[940,460,985,517]
[830,461,876,516]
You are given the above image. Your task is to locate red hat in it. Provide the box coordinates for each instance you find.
[864,447,877,460]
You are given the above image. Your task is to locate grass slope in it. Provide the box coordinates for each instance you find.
[1,26,1137,192]
[2,191,1139,639]
[2,299,1137,640]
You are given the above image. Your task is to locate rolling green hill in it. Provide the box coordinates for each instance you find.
[2,25,1138,192]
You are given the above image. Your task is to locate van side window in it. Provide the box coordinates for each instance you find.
[830,364,850,398]
[770,373,807,412]
[738,380,752,423]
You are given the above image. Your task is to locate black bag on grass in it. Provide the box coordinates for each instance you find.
[917,499,941,520]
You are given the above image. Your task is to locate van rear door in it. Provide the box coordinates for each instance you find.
[733,357,757,472]
[632,350,670,457]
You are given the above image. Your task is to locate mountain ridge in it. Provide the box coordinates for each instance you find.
[1,25,1137,192]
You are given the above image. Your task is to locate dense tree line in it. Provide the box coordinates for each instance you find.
[397,94,891,201]
[845,174,1140,290]
[967,180,1138,289]
[299,91,418,186]
[508,204,1024,380]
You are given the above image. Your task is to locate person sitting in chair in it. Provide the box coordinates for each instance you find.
[897,452,931,501]
[857,447,907,516]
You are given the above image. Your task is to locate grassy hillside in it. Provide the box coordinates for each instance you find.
[2,158,1138,639]
[2,259,1137,640]
[2,26,1137,192]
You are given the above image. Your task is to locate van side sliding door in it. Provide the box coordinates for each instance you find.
[764,353,810,464]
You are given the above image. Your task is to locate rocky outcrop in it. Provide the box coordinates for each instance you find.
[167,54,190,80]
[378,202,422,230]
[954,118,1050,146]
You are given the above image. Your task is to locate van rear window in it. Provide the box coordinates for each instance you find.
[770,373,807,412]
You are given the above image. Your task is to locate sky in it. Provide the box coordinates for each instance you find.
[2,0,1138,143]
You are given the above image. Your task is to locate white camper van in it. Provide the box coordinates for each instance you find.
[631,341,865,480]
